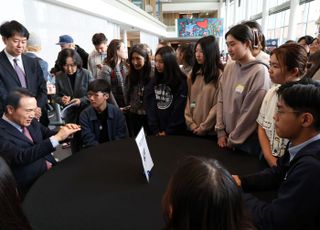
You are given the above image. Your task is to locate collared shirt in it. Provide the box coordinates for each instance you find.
[4,49,26,74]
[288,134,320,161]
[2,114,59,148]
[2,114,22,132]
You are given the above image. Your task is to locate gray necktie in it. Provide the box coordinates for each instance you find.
[13,58,27,88]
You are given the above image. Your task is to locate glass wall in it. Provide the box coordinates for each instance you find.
[265,0,320,45]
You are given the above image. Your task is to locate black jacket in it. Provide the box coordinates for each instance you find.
[241,139,320,230]
[0,119,57,193]
[52,45,89,73]
[145,77,187,135]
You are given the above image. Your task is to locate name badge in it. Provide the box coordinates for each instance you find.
[235,84,244,93]
[190,101,196,109]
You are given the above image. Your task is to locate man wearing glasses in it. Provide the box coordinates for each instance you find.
[233,79,320,230]
[79,79,128,148]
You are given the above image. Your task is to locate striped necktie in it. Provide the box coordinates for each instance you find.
[13,58,27,88]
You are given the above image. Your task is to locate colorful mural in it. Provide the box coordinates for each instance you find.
[177,18,224,38]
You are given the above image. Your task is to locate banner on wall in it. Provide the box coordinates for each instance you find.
[177,18,224,38]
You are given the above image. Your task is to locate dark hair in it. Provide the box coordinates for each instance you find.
[177,43,195,68]
[297,35,314,45]
[242,20,266,51]
[311,37,318,44]
[285,40,296,44]
[92,33,107,46]
[142,43,153,56]
[158,40,171,48]
[105,39,124,69]
[0,20,29,39]
[88,79,111,94]
[271,43,308,77]
[0,156,32,230]
[162,156,254,230]
[154,46,186,90]
[5,88,35,113]
[128,44,152,93]
[305,50,320,79]
[58,48,83,70]
[225,24,254,50]
[277,78,320,131]
[192,35,224,86]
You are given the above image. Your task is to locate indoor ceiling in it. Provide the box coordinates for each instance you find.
[168,0,220,2]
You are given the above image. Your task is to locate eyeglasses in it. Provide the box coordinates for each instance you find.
[306,62,313,69]
[87,92,105,98]
[275,109,301,115]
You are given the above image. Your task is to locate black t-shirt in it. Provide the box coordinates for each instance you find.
[95,108,109,143]
[68,72,76,90]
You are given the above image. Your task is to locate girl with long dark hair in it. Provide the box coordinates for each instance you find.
[145,46,187,136]
[127,44,153,136]
[99,39,129,109]
[185,35,224,136]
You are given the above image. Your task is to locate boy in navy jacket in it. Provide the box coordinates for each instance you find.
[79,79,128,148]
[233,79,320,230]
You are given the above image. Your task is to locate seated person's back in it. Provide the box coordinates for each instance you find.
[162,156,254,230]
[0,156,32,229]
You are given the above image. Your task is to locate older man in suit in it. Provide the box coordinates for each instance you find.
[0,20,48,125]
[0,88,80,194]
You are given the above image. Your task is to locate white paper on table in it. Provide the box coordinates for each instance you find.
[135,127,154,182]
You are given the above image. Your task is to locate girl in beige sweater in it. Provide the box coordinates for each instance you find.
[185,35,224,136]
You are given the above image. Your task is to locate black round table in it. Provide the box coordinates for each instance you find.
[23,136,269,230]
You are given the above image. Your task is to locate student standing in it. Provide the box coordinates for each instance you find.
[127,44,153,136]
[185,35,223,137]
[88,33,108,79]
[257,44,308,167]
[242,21,270,66]
[98,39,129,109]
[215,24,270,155]
[145,46,187,136]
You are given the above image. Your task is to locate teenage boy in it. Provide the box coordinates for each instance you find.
[88,33,108,79]
[79,79,128,148]
[233,79,320,230]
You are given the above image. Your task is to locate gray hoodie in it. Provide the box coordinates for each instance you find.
[215,60,270,146]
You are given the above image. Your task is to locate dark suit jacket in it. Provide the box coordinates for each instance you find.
[241,140,320,230]
[0,118,57,193]
[79,104,128,147]
[0,50,47,114]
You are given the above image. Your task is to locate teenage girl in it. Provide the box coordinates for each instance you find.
[185,35,223,136]
[257,43,308,166]
[215,24,270,155]
[127,44,153,136]
[145,46,187,136]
